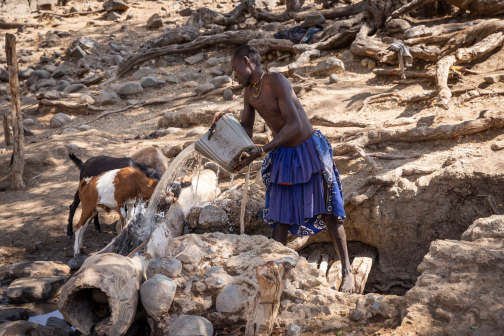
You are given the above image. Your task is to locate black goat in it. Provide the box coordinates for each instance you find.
[67,153,161,238]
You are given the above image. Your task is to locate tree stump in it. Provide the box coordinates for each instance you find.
[5,33,24,190]
[245,261,292,336]
[3,114,12,146]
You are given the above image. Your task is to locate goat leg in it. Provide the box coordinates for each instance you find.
[93,215,101,233]
[67,189,80,239]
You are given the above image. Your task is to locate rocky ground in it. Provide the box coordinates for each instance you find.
[1,0,504,334]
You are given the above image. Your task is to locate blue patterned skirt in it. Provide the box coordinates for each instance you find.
[260,130,345,236]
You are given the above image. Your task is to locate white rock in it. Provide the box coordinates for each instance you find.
[216,285,245,313]
[177,244,203,264]
[186,126,207,137]
[140,274,177,321]
[168,315,213,336]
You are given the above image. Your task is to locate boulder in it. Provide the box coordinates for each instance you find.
[195,83,214,95]
[103,0,129,11]
[9,261,70,279]
[301,12,326,27]
[110,41,128,52]
[314,57,345,76]
[168,315,213,336]
[177,243,203,264]
[63,83,85,93]
[210,75,231,89]
[0,321,68,336]
[6,276,68,303]
[46,317,73,335]
[339,50,354,62]
[132,67,157,80]
[37,79,56,89]
[140,76,165,88]
[184,53,204,65]
[98,91,121,106]
[162,144,183,158]
[23,119,34,126]
[216,285,245,313]
[206,57,219,67]
[18,68,34,80]
[147,257,182,279]
[43,64,57,74]
[147,14,163,28]
[117,82,144,95]
[52,63,68,78]
[69,46,85,60]
[223,88,234,101]
[198,205,228,230]
[141,274,177,323]
[165,76,180,84]
[72,37,100,51]
[329,74,339,83]
[0,308,28,322]
[26,70,51,87]
[186,126,207,137]
[50,113,71,128]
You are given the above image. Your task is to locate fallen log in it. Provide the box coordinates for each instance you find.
[186,1,248,27]
[269,49,320,75]
[403,20,485,40]
[139,26,200,51]
[117,31,270,77]
[436,54,456,109]
[455,31,504,63]
[245,261,292,336]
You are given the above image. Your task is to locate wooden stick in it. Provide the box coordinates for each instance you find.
[327,260,342,290]
[240,165,251,235]
[3,114,12,146]
[351,255,375,294]
[309,115,372,128]
[245,261,292,336]
[351,145,379,173]
[6,34,24,190]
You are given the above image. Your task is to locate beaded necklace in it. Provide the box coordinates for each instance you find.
[251,72,264,98]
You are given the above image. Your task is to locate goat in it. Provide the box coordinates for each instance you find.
[73,166,173,258]
[67,153,161,238]
[130,146,169,176]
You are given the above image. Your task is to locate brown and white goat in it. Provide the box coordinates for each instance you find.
[73,166,173,258]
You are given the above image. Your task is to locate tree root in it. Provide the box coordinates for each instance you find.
[403,20,485,40]
[332,110,504,156]
[269,49,320,75]
[436,54,456,109]
[291,0,366,21]
[454,89,504,105]
[360,91,399,112]
[248,38,295,55]
[139,26,200,52]
[477,194,503,215]
[186,1,248,28]
[309,115,372,128]
[374,280,414,292]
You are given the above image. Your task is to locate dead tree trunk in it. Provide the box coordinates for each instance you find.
[186,1,249,28]
[5,34,24,190]
[139,26,200,52]
[245,261,292,336]
[3,114,12,146]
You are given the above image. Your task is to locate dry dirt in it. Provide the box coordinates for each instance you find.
[1,0,504,334]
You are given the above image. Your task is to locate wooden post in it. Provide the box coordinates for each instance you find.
[245,261,292,336]
[5,33,24,190]
[3,114,12,146]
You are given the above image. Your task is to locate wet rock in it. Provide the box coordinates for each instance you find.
[301,12,326,27]
[162,144,183,158]
[186,126,207,137]
[195,83,214,95]
[339,50,354,62]
[329,74,339,83]
[140,76,165,88]
[69,46,85,60]
[166,76,180,84]
[9,261,70,279]
[0,321,69,336]
[132,67,157,80]
[63,83,85,93]
[0,308,28,322]
[18,68,34,80]
[177,244,203,264]
[216,285,245,313]
[107,11,121,21]
[314,57,345,76]
[117,82,144,95]
[168,315,213,336]
[7,276,68,303]
[147,14,163,28]
[184,53,204,65]
[46,317,73,335]
[223,88,234,101]
[26,70,51,87]
[52,63,68,78]
[147,257,182,279]
[50,113,71,128]
[261,22,279,32]
[98,91,121,106]
[141,274,177,322]
[210,75,231,89]
[198,205,228,230]
[78,125,91,132]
